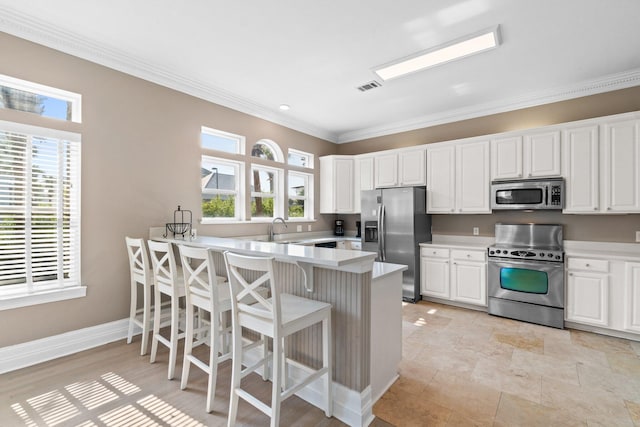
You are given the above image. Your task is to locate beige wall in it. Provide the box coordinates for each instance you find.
[337,87,640,243]
[0,32,336,346]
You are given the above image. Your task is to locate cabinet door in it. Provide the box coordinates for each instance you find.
[491,136,522,180]
[602,119,640,212]
[427,145,455,213]
[456,140,490,213]
[625,262,640,332]
[375,153,398,188]
[567,271,609,326]
[451,260,486,306]
[524,130,561,177]
[421,257,450,299]
[562,125,600,213]
[399,148,426,186]
[334,158,354,213]
[354,156,374,213]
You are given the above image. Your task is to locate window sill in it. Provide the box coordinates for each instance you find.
[0,286,87,311]
[200,218,317,225]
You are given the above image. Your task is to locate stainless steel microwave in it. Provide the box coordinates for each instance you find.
[490,178,564,210]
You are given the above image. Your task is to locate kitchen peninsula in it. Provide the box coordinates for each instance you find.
[153,231,405,427]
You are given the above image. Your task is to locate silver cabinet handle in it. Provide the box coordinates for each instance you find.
[569,273,573,276]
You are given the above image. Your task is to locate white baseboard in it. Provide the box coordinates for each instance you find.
[0,318,134,375]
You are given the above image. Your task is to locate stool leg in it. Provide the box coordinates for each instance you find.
[206,313,219,413]
[149,287,161,364]
[127,280,137,345]
[270,335,282,427]
[228,316,242,427]
[181,303,194,390]
[167,292,179,380]
[141,282,151,355]
[323,315,333,417]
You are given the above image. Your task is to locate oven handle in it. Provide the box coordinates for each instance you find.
[488,257,564,269]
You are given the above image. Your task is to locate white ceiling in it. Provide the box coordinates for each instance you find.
[1,0,640,143]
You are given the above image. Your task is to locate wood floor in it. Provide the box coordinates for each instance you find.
[0,334,391,427]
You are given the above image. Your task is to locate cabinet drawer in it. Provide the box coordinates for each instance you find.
[350,241,362,250]
[421,247,450,258]
[567,257,609,273]
[451,249,486,262]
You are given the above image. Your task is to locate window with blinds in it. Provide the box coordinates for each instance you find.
[0,121,81,299]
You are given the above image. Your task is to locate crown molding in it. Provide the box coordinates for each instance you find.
[2,6,639,146]
[336,68,640,143]
[0,6,338,143]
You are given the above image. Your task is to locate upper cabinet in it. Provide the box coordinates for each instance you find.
[353,155,374,213]
[319,155,355,214]
[563,117,640,214]
[427,140,490,214]
[602,118,640,213]
[374,148,426,188]
[491,130,561,180]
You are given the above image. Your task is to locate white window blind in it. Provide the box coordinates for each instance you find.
[0,121,81,298]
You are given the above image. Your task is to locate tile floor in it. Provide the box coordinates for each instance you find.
[373,301,640,426]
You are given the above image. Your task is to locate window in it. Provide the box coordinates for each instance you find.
[288,171,313,219]
[251,139,284,162]
[0,120,82,308]
[0,74,82,123]
[201,156,244,221]
[250,164,283,219]
[288,148,314,169]
[201,126,245,154]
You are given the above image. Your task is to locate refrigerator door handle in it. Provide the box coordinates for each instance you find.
[380,204,386,261]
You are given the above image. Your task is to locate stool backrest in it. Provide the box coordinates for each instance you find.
[224,252,280,326]
[147,240,179,288]
[178,245,218,306]
[125,237,151,285]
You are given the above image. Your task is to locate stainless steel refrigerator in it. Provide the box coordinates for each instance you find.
[361,186,432,302]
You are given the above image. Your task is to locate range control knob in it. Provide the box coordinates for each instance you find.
[495,249,501,254]
[555,255,561,260]
[489,250,495,255]
[539,253,544,257]
[548,253,553,258]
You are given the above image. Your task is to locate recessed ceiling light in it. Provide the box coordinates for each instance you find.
[279,104,290,111]
[373,25,501,81]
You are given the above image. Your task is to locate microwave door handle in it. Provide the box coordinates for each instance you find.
[545,187,548,205]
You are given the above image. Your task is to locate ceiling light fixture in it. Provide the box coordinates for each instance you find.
[373,25,501,81]
[279,104,290,111]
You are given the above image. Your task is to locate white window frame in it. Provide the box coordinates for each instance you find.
[251,139,284,163]
[201,156,245,223]
[287,170,314,221]
[250,164,284,221]
[0,120,84,310]
[201,126,245,155]
[288,148,314,169]
[0,74,82,123]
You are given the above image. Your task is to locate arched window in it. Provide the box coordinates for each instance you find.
[251,139,283,163]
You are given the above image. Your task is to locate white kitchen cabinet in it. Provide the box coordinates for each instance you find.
[420,247,450,299]
[374,148,426,188]
[319,155,355,214]
[421,246,486,307]
[450,249,487,306]
[490,130,561,180]
[374,152,399,188]
[353,155,374,213]
[566,257,609,327]
[562,125,600,213]
[625,262,640,332]
[602,118,640,213]
[427,140,490,214]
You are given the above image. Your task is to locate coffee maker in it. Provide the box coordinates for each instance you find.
[334,219,344,236]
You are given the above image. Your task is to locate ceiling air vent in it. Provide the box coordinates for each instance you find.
[356,80,382,92]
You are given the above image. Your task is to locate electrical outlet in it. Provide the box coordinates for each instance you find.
[473,227,479,236]
[308,225,312,231]
[636,231,640,242]
[296,225,302,232]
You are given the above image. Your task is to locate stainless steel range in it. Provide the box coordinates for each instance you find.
[487,223,565,329]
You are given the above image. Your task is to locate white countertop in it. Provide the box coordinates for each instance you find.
[160,235,376,271]
[372,261,407,280]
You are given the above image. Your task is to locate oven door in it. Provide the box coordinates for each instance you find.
[488,258,564,308]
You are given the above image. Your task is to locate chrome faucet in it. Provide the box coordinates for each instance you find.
[268,217,287,241]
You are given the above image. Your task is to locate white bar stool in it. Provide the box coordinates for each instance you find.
[125,237,155,355]
[148,240,186,380]
[178,245,232,413]
[224,251,333,427]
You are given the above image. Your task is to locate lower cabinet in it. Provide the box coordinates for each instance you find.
[566,257,610,326]
[420,246,487,307]
[566,255,640,335]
